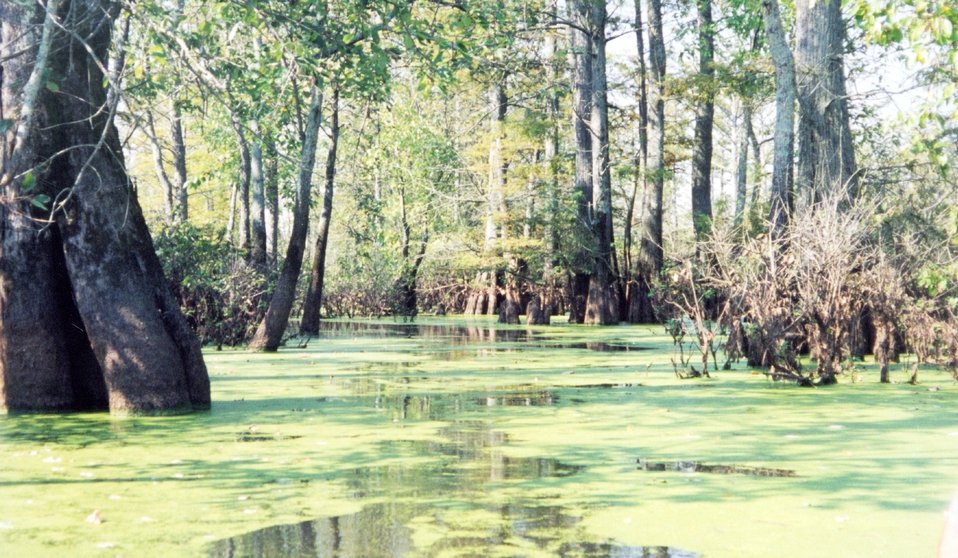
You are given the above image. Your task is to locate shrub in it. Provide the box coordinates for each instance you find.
[154,223,268,347]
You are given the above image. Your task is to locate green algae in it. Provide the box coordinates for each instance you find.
[1,316,956,557]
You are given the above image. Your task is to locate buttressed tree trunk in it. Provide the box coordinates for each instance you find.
[630,0,667,324]
[569,0,593,324]
[300,89,340,336]
[626,0,655,324]
[0,0,209,413]
[487,83,507,317]
[248,87,323,351]
[465,83,507,316]
[691,0,715,241]
[541,0,561,318]
[584,0,616,325]
[795,0,858,206]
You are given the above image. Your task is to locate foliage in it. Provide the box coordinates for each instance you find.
[154,223,267,347]
[666,188,958,386]
[109,0,958,376]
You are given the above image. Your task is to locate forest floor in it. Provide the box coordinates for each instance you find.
[1,316,955,557]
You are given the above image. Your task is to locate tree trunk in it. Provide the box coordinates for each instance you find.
[225,181,238,242]
[300,90,339,336]
[144,110,176,224]
[1,0,208,413]
[585,0,616,325]
[265,140,279,265]
[170,100,188,223]
[691,0,715,240]
[250,126,268,269]
[471,83,508,317]
[248,87,323,351]
[231,115,252,252]
[795,0,858,206]
[630,0,666,324]
[734,102,751,226]
[569,0,593,324]
[394,186,427,320]
[762,0,797,238]
[542,0,561,318]
[747,116,763,211]
[626,0,655,324]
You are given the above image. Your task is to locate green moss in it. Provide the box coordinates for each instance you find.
[1,316,955,556]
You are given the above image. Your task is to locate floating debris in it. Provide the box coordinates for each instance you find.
[235,432,303,442]
[475,392,557,407]
[572,383,642,389]
[637,459,796,477]
[558,542,699,557]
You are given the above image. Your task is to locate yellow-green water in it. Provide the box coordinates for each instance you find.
[1,317,956,557]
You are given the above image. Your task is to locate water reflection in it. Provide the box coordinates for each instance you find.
[377,422,584,487]
[637,459,797,477]
[207,322,687,557]
[210,503,699,558]
[317,321,651,357]
[318,321,535,344]
[474,391,558,407]
[559,542,700,557]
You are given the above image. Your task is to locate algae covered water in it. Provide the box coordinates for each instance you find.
[1,317,956,557]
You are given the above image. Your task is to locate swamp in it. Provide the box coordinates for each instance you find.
[3,0,958,555]
[2,318,956,557]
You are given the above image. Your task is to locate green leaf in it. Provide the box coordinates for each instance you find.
[45,81,60,93]
[932,17,953,44]
[30,193,50,210]
[22,171,36,192]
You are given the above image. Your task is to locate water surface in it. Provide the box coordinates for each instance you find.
[1,316,955,557]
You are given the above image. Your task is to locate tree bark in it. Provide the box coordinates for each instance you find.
[645,0,666,275]
[300,90,339,336]
[1,0,208,413]
[762,0,797,238]
[569,0,593,324]
[248,87,323,351]
[541,0,561,318]
[747,116,763,211]
[394,185,427,320]
[487,83,507,316]
[144,110,176,224]
[585,0,616,325]
[250,125,268,269]
[626,0,655,324]
[170,100,188,223]
[794,0,858,206]
[231,114,252,252]
[225,181,238,242]
[630,0,666,324]
[265,139,279,265]
[691,0,715,240]
[467,83,508,317]
[734,102,751,226]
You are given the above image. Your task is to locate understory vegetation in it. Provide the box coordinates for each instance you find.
[118,0,957,385]
[4,0,955,394]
